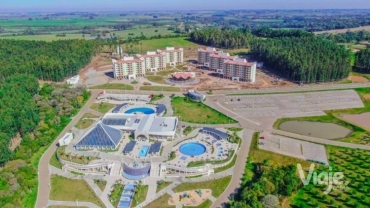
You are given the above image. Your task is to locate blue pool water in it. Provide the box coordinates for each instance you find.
[179,142,206,156]
[125,107,155,115]
[138,146,150,157]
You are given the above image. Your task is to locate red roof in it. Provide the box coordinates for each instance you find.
[172,72,192,79]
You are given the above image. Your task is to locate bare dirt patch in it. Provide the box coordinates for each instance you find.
[9,133,22,151]
[348,75,369,83]
[363,94,370,101]
[341,112,370,130]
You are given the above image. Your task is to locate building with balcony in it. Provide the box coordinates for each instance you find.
[112,47,184,79]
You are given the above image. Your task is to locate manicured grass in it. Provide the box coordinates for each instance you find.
[157,182,172,193]
[50,206,88,208]
[151,94,165,102]
[173,176,232,197]
[144,193,174,208]
[132,185,149,206]
[49,175,104,207]
[49,150,62,169]
[183,126,196,135]
[93,179,107,192]
[90,102,116,114]
[75,113,99,129]
[184,199,212,208]
[156,69,180,76]
[214,154,237,173]
[57,146,97,165]
[172,96,237,124]
[227,127,243,132]
[249,133,311,168]
[187,150,235,168]
[109,181,124,207]
[90,83,134,90]
[140,86,181,92]
[146,75,168,84]
[291,146,370,207]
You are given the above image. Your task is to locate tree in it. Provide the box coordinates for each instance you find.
[261,195,279,208]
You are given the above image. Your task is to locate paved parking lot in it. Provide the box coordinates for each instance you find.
[259,132,329,165]
[221,90,364,119]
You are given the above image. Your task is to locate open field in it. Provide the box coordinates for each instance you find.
[291,146,370,207]
[49,175,104,207]
[140,86,181,92]
[173,176,231,198]
[144,194,174,208]
[172,96,237,124]
[90,102,116,114]
[75,113,99,129]
[314,26,370,34]
[90,83,134,90]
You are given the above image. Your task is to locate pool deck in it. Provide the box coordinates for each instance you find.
[168,133,238,168]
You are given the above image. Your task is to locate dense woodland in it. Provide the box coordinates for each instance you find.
[0,39,95,207]
[229,162,302,207]
[0,39,98,81]
[355,46,370,73]
[190,29,352,83]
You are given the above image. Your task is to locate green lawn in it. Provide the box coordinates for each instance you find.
[49,151,62,169]
[214,154,237,173]
[75,113,99,129]
[90,83,134,90]
[157,182,172,193]
[138,37,197,52]
[146,75,169,84]
[173,176,231,197]
[151,94,165,102]
[90,102,116,114]
[184,199,212,208]
[49,175,104,207]
[249,133,311,168]
[156,69,180,76]
[140,86,181,92]
[144,193,174,208]
[132,185,149,206]
[172,96,237,124]
[93,179,107,192]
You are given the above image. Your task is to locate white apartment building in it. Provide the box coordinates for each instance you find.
[198,47,256,82]
[112,47,183,79]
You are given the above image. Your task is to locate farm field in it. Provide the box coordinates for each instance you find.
[291,146,370,207]
[314,26,370,34]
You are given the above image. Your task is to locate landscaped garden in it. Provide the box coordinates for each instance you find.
[150,94,165,102]
[90,102,116,114]
[146,75,168,84]
[109,180,124,207]
[50,175,104,207]
[157,181,172,193]
[132,183,149,206]
[140,86,181,92]
[173,176,231,198]
[94,179,107,192]
[75,113,99,129]
[90,83,134,90]
[172,97,237,124]
[57,146,97,165]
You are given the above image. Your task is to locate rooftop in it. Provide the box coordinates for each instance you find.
[172,72,192,79]
[75,122,123,148]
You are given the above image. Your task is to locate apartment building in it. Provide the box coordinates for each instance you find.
[112,47,183,79]
[198,47,256,82]
[112,56,145,79]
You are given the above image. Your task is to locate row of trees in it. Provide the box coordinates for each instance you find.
[0,39,99,81]
[250,36,352,83]
[355,46,370,73]
[189,28,254,49]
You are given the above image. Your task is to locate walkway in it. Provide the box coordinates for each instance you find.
[36,91,101,208]
[47,200,100,208]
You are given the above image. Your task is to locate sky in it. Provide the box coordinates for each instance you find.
[1,0,370,12]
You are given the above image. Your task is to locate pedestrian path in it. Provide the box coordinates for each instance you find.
[47,199,100,208]
[146,184,158,201]
[85,178,114,208]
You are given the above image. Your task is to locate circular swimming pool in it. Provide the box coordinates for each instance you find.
[124,107,155,115]
[179,142,206,156]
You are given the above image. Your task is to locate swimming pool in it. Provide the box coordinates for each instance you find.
[179,142,206,156]
[125,107,155,115]
[138,145,150,157]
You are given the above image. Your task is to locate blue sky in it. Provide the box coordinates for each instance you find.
[1,0,370,12]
